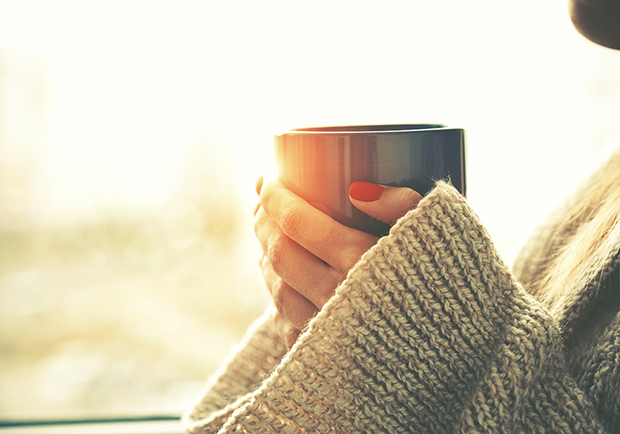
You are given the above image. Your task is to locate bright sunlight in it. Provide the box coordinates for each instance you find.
[1,0,620,421]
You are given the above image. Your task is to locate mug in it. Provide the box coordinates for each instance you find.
[274,124,466,237]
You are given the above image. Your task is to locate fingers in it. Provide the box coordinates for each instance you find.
[254,205,339,309]
[254,176,383,341]
[349,182,422,226]
[260,179,378,271]
[260,256,319,329]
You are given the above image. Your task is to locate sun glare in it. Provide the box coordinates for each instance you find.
[1,0,620,421]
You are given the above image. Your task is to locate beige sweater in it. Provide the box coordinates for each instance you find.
[183,182,619,433]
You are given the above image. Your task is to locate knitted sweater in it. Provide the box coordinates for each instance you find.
[183,182,620,433]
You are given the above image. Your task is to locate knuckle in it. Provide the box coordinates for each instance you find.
[253,207,267,236]
[271,278,289,314]
[259,254,269,276]
[259,179,275,203]
[259,179,280,214]
[279,204,303,239]
[398,187,422,209]
[338,245,365,272]
[265,233,288,275]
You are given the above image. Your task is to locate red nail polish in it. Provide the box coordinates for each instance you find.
[349,182,384,201]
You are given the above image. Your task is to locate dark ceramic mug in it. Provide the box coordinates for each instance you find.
[274,124,466,237]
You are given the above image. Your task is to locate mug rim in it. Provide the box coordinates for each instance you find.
[281,124,451,135]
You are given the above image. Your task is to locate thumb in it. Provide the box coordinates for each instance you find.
[349,182,423,226]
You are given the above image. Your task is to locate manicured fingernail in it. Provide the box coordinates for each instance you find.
[349,182,384,201]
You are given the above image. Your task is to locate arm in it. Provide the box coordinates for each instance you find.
[185,182,608,433]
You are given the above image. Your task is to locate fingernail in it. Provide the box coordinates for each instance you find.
[349,182,384,201]
[255,176,264,195]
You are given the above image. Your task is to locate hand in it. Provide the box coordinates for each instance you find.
[254,178,422,348]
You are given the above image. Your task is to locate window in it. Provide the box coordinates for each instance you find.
[1,0,619,431]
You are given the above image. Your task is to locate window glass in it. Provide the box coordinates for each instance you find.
[1,0,620,422]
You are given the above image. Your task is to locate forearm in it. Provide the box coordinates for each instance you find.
[185,183,608,433]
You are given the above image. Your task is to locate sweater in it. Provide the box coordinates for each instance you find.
[183,181,620,433]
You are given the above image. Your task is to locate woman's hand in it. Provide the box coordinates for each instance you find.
[254,178,422,348]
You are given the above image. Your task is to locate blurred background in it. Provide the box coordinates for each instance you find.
[1,0,619,422]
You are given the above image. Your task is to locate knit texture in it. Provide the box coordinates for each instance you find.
[184,182,616,433]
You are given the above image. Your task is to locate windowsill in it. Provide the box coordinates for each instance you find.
[0,419,184,434]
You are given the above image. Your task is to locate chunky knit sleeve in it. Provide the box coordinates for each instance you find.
[183,307,288,433]
[184,182,608,433]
